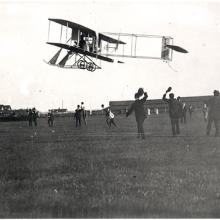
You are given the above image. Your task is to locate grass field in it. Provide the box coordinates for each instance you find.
[0,110,220,218]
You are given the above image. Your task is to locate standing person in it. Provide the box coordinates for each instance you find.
[79,33,86,50]
[48,110,54,127]
[189,105,194,118]
[202,103,208,122]
[126,88,148,139]
[101,104,110,126]
[74,105,82,128]
[181,102,187,123]
[108,108,117,127]
[177,96,184,123]
[81,102,87,125]
[28,108,33,127]
[162,87,182,136]
[206,90,220,137]
[32,108,38,127]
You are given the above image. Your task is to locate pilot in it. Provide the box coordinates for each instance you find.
[79,33,86,50]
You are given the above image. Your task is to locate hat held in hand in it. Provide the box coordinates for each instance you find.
[166,87,172,93]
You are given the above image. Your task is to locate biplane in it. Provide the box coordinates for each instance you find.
[45,18,188,72]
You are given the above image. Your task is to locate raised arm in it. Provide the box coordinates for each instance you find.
[140,92,148,103]
[162,92,169,103]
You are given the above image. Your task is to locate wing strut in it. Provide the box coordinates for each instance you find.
[49,48,62,64]
[58,52,72,66]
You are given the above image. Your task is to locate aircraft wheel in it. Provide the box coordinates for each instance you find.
[86,62,96,72]
[77,60,86,69]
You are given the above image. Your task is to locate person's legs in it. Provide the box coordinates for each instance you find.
[180,116,183,123]
[137,118,145,139]
[139,120,145,139]
[184,113,187,123]
[83,116,87,125]
[207,117,213,136]
[76,118,78,128]
[136,122,140,138]
[171,118,176,136]
[106,117,110,126]
[214,119,220,137]
[79,118,81,127]
[111,119,117,127]
[175,118,180,134]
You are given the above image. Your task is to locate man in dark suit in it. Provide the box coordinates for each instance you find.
[28,109,33,127]
[206,90,220,137]
[101,104,110,126]
[32,108,38,127]
[81,102,87,125]
[74,105,82,128]
[126,88,148,139]
[163,87,182,136]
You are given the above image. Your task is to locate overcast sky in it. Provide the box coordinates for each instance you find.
[0,0,220,111]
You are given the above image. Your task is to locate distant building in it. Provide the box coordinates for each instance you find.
[109,95,212,114]
[50,108,68,113]
[0,104,28,121]
[0,104,12,111]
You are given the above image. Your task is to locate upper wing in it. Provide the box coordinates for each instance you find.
[48,18,96,37]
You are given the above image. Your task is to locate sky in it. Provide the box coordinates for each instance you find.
[0,0,220,111]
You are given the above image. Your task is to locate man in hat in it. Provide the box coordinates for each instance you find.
[202,103,208,122]
[101,104,110,126]
[108,108,117,127]
[74,105,82,128]
[163,87,182,136]
[32,108,38,127]
[126,88,148,139]
[177,96,187,124]
[28,108,33,127]
[189,105,194,119]
[81,102,87,125]
[206,90,220,137]
[47,110,54,127]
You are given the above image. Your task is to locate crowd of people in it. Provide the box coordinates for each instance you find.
[26,88,220,138]
[125,87,220,138]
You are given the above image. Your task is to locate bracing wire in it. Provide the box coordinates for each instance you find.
[167,61,178,72]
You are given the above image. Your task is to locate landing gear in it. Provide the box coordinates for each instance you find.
[77,60,97,72]
[77,60,86,69]
[86,62,96,72]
